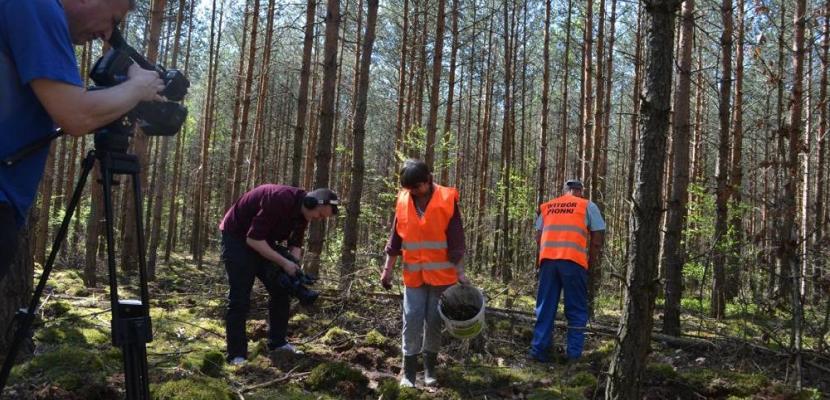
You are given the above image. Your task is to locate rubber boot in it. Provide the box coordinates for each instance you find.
[423,352,438,386]
[400,355,418,388]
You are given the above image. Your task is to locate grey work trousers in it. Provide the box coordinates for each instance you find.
[402,284,450,356]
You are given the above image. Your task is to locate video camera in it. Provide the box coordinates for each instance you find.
[89,28,189,150]
[273,245,320,306]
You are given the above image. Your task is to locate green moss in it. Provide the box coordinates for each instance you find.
[69,286,91,296]
[10,346,116,396]
[376,378,400,400]
[645,362,677,382]
[290,313,311,324]
[364,329,387,346]
[529,386,586,400]
[568,371,597,387]
[36,325,87,345]
[343,311,361,321]
[681,369,768,396]
[152,376,235,400]
[306,361,368,393]
[247,385,337,400]
[398,386,430,400]
[518,326,534,342]
[794,388,823,400]
[47,270,85,294]
[43,300,72,318]
[528,388,560,400]
[494,319,513,333]
[200,350,226,377]
[321,327,352,345]
[440,365,527,393]
[249,339,269,359]
[582,339,615,364]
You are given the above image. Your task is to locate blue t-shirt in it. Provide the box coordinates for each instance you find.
[0,0,82,226]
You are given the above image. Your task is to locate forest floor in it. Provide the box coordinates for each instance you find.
[1,252,828,399]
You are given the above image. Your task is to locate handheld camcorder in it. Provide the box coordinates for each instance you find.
[89,28,189,151]
[273,245,320,306]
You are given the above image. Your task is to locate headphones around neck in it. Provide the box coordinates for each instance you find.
[302,195,340,209]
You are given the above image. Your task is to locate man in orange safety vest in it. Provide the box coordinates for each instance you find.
[530,179,605,363]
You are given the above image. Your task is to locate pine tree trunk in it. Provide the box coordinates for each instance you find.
[712,0,734,319]
[34,143,56,266]
[231,0,261,201]
[225,1,251,208]
[339,0,378,293]
[249,0,277,188]
[474,19,495,269]
[498,0,513,282]
[556,0,573,187]
[662,0,695,337]
[605,1,680,398]
[424,0,446,169]
[537,0,551,206]
[440,0,459,184]
[815,0,829,286]
[783,0,807,388]
[0,217,33,355]
[292,0,317,187]
[726,0,746,300]
[147,0,186,276]
[305,0,341,277]
[192,0,223,266]
[394,0,411,157]
[580,0,594,184]
[598,0,616,221]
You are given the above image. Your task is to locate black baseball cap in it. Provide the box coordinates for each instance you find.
[307,188,340,214]
[565,179,583,190]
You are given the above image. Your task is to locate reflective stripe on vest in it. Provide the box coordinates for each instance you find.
[540,241,588,254]
[395,184,460,287]
[401,241,448,250]
[538,194,590,268]
[403,261,454,272]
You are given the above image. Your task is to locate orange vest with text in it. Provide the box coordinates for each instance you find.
[538,194,590,269]
[395,185,459,287]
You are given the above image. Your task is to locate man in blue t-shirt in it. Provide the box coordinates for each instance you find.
[0,0,165,282]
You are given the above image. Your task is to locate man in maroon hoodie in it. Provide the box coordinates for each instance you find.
[219,184,338,365]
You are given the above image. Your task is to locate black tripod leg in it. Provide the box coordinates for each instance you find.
[0,151,96,392]
[123,172,151,400]
[100,159,121,323]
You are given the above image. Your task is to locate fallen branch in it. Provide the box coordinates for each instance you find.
[486,308,717,350]
[242,366,309,392]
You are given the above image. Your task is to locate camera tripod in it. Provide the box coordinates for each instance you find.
[0,124,154,399]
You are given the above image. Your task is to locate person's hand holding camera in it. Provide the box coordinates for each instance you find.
[126,64,165,102]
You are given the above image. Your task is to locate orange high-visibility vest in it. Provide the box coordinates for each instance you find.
[538,194,590,269]
[395,184,459,287]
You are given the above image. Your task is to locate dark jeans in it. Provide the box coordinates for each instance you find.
[531,259,588,361]
[0,203,20,284]
[221,233,290,360]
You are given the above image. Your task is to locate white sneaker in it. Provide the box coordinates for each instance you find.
[399,377,415,388]
[424,376,437,386]
[229,356,246,366]
[273,342,303,354]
